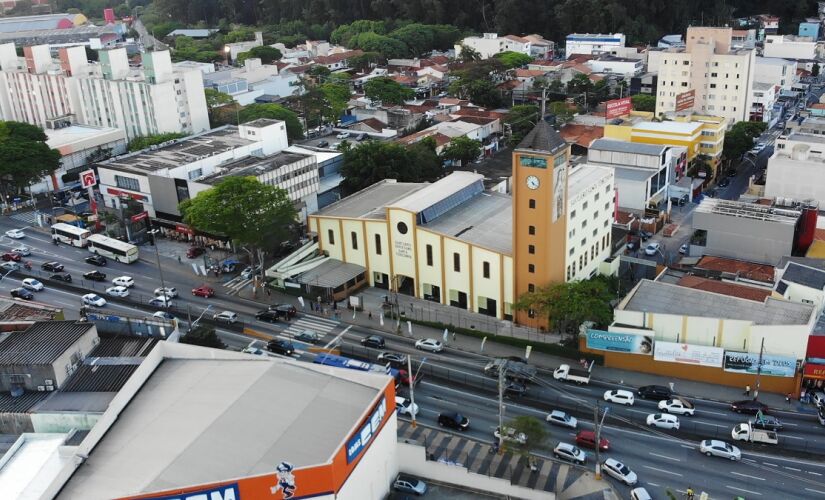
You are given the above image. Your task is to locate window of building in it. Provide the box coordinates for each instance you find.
[683,61,689,65]
[528,225,535,235]
[453,252,460,272]
[569,247,574,256]
[681,82,688,87]
[114,175,140,191]
[351,232,358,250]
[426,244,433,266]
[327,229,335,245]
[711,72,717,77]
[709,83,716,88]
[187,168,202,180]
[375,234,382,255]
[482,261,491,278]
[570,209,576,218]
[528,284,535,293]
[567,266,572,280]
[528,244,535,254]
[528,264,535,273]
[581,219,587,228]
[595,192,600,201]
[529,199,536,209]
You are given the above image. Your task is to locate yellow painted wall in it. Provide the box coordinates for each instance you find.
[365,221,391,285]
[603,124,633,142]
[342,219,367,268]
[316,217,344,260]
[387,208,418,290]
[471,246,502,315]
[503,256,514,315]
[443,238,471,310]
[806,240,825,258]
[416,229,444,300]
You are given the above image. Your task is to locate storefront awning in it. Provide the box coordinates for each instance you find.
[803,363,825,380]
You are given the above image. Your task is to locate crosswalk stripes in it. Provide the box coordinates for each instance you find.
[222,275,252,295]
[7,211,37,226]
[279,316,339,341]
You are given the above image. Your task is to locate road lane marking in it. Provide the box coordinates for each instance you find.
[648,452,680,462]
[763,462,778,467]
[809,471,823,476]
[730,471,765,481]
[680,444,694,449]
[782,435,804,440]
[727,486,762,496]
[699,410,726,416]
[647,483,660,487]
[807,488,825,495]
[693,420,720,426]
[642,465,682,477]
[785,466,801,471]
[626,409,650,415]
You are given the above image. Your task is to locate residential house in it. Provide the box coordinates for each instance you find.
[312,50,363,71]
[565,33,626,58]
[763,34,817,60]
[751,82,780,125]
[585,55,643,77]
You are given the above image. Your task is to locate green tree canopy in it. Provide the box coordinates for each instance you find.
[238,103,304,140]
[515,276,615,337]
[320,82,352,122]
[236,45,283,65]
[505,104,539,146]
[350,32,409,59]
[441,136,482,166]
[495,51,533,69]
[458,44,481,63]
[722,121,768,160]
[0,121,60,198]
[364,77,414,105]
[549,101,574,125]
[180,325,226,349]
[631,93,656,112]
[449,58,510,108]
[127,132,187,152]
[506,415,547,455]
[341,140,441,194]
[330,20,387,46]
[349,51,386,72]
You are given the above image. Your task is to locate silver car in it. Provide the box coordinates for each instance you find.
[699,439,741,461]
[546,410,578,429]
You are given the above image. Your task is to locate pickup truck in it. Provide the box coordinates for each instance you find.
[731,422,778,445]
[553,361,593,385]
[484,358,537,383]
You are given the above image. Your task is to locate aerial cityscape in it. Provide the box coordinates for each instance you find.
[0,1,825,499]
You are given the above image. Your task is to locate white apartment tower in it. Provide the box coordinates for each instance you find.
[0,43,209,139]
[655,27,756,124]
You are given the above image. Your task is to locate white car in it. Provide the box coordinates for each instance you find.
[679,243,689,255]
[153,311,175,320]
[21,278,43,291]
[604,389,635,406]
[149,295,174,308]
[646,413,680,430]
[546,410,578,429]
[494,425,527,445]
[154,287,178,298]
[214,311,239,323]
[241,266,260,279]
[82,293,107,307]
[658,397,695,416]
[11,245,30,256]
[813,391,825,407]
[699,439,741,461]
[112,276,135,288]
[4,229,24,239]
[644,242,661,256]
[415,338,443,352]
[395,396,419,417]
[336,132,350,139]
[602,458,638,486]
[553,442,586,465]
[106,285,130,297]
[630,487,653,500]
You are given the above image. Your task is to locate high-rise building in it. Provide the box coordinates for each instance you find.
[655,27,756,124]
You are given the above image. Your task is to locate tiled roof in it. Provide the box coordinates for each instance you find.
[497,79,523,90]
[677,275,773,302]
[559,124,604,148]
[0,321,94,365]
[358,117,388,131]
[312,49,363,65]
[515,69,547,78]
[452,108,506,120]
[695,255,775,283]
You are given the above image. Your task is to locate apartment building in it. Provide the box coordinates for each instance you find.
[765,132,825,207]
[763,34,817,60]
[751,82,780,124]
[454,33,551,60]
[565,33,626,58]
[754,57,798,93]
[564,164,615,282]
[655,27,756,124]
[0,43,209,140]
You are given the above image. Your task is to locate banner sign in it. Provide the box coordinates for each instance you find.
[675,90,695,111]
[654,341,724,367]
[723,351,796,377]
[586,329,653,355]
[346,395,387,463]
[606,96,632,119]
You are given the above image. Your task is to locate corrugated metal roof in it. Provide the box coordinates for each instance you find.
[0,321,94,365]
[61,364,139,392]
[780,262,825,290]
[590,138,667,155]
[297,260,365,288]
[0,390,50,413]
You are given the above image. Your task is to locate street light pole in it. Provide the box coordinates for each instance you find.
[497,365,505,453]
[189,305,213,332]
[754,337,765,400]
[148,229,168,306]
[407,355,426,428]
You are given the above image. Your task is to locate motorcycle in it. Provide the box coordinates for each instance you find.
[23,261,31,271]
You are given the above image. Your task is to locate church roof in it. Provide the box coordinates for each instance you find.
[516,120,567,155]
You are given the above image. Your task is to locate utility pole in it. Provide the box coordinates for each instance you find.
[148,228,167,305]
[408,355,418,428]
[594,403,602,479]
[753,337,765,400]
[497,365,505,453]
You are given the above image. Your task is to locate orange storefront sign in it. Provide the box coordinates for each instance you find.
[804,363,825,380]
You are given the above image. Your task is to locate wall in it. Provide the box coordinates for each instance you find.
[387,208,418,289]
[365,220,391,286]
[443,238,471,309]
[336,414,397,500]
[416,229,444,301]
[32,412,101,433]
[692,209,795,265]
[765,155,825,208]
[317,217,344,261]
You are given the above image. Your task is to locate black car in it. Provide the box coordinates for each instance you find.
[437,412,470,431]
[268,303,297,319]
[504,380,528,397]
[361,335,386,348]
[316,140,329,148]
[83,270,107,281]
[85,254,107,266]
[718,178,731,188]
[751,414,783,431]
[267,338,295,356]
[255,310,280,323]
[50,272,72,282]
[11,287,33,300]
[377,351,408,367]
[638,385,673,400]
[41,261,64,272]
[294,330,321,344]
[626,239,639,251]
[639,230,653,241]
[730,399,769,414]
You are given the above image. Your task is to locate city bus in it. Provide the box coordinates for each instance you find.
[51,223,91,247]
[313,353,415,386]
[87,234,140,263]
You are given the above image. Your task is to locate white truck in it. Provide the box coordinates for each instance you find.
[731,422,778,445]
[553,361,594,385]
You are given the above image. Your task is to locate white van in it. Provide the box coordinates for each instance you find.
[630,487,652,500]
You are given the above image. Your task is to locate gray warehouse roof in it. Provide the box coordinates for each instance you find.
[780,262,825,290]
[422,191,513,254]
[623,280,815,325]
[589,138,668,156]
[316,179,427,219]
[0,321,94,365]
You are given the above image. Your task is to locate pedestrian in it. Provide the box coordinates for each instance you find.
[368,310,373,320]
[266,287,271,297]
[452,331,456,341]
[744,385,751,397]
[177,255,181,264]
[786,392,793,405]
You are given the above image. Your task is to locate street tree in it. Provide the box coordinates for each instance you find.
[128,132,187,152]
[320,82,352,123]
[549,101,574,125]
[0,121,60,199]
[238,103,304,140]
[236,45,282,64]
[506,415,548,461]
[441,136,482,167]
[458,44,481,63]
[349,51,385,72]
[181,325,226,349]
[631,94,656,112]
[204,88,234,125]
[495,51,532,69]
[505,104,539,146]
[341,140,441,194]
[722,121,767,160]
[364,77,414,105]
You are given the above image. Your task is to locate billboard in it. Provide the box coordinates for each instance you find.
[586,329,653,355]
[346,395,388,463]
[654,341,724,367]
[605,96,632,119]
[723,351,796,377]
[675,90,695,111]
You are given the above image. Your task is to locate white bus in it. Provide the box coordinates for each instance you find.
[87,234,140,264]
[51,223,91,247]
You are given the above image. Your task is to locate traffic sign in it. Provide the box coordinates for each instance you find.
[80,169,97,188]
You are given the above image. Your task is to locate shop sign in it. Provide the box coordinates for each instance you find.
[723,351,796,377]
[654,341,724,367]
[130,211,148,223]
[586,329,653,355]
[143,483,239,500]
[804,363,825,379]
[346,395,387,463]
[175,223,194,235]
[605,96,632,119]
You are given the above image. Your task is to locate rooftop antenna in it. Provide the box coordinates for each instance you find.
[540,86,547,119]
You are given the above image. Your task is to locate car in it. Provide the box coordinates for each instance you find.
[679,243,689,254]
[112,276,134,288]
[149,296,173,308]
[718,177,731,188]
[41,261,64,272]
[395,396,419,417]
[646,413,680,430]
[10,287,33,300]
[85,254,107,266]
[153,311,175,320]
[267,338,295,356]
[4,229,24,239]
[294,330,321,344]
[546,410,578,429]
[626,239,639,251]
[21,278,43,291]
[553,443,586,465]
[192,285,215,298]
[603,389,635,406]
[255,309,280,323]
[730,399,769,414]
[644,242,661,256]
[393,474,427,496]
[437,412,469,430]
[361,335,385,348]
[83,270,106,281]
[240,266,260,279]
[49,272,72,282]
[186,246,206,258]
[213,311,238,324]
[377,351,407,366]
[812,391,825,407]
[575,430,609,451]
[316,140,329,148]
[268,303,297,319]
[699,439,741,461]
[494,426,527,445]
[638,230,653,241]
[154,287,178,298]
[415,338,444,352]
[504,380,528,397]
[751,414,783,432]
[1,251,21,262]
[756,142,766,151]
[0,261,18,272]
[11,246,30,256]
[659,397,695,416]
[336,132,350,139]
[638,385,673,400]
[355,133,367,141]
[630,488,652,500]
[602,458,638,486]
[106,285,130,297]
[82,293,107,307]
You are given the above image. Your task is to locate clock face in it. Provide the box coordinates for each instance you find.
[526,175,540,190]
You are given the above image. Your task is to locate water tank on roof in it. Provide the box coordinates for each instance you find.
[791,143,810,160]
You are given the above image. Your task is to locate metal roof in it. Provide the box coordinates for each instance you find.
[0,321,94,365]
[695,198,800,224]
[779,262,825,290]
[589,138,667,156]
[389,171,483,214]
[315,180,426,219]
[296,259,365,288]
[422,192,513,254]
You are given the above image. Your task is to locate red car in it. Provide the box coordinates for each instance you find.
[575,430,609,451]
[1,252,21,262]
[397,369,422,387]
[186,246,206,258]
[192,285,214,298]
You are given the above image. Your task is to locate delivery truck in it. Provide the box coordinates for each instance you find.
[731,422,778,445]
[553,361,594,385]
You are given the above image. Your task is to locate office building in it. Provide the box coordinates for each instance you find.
[763,34,817,60]
[765,132,825,207]
[565,33,626,58]
[454,33,552,60]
